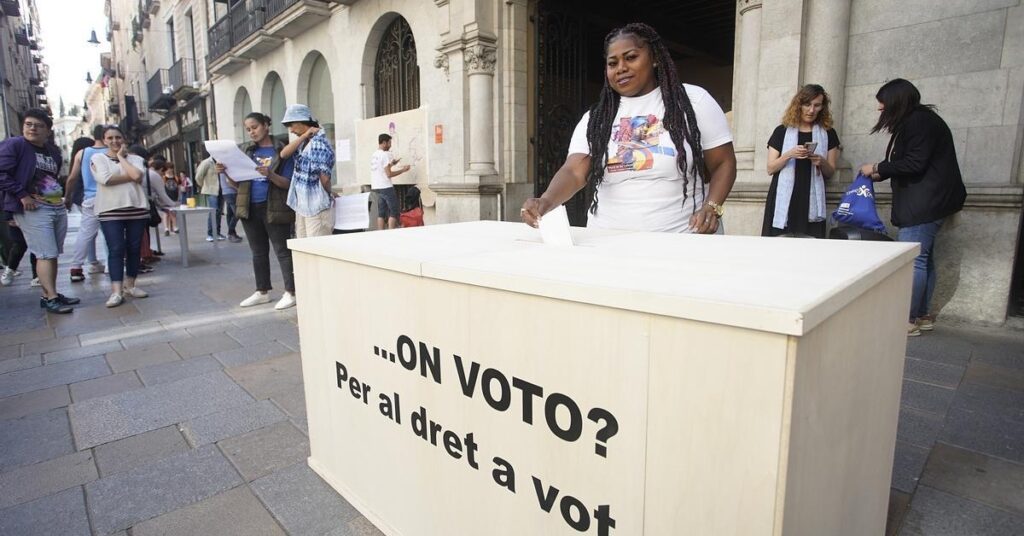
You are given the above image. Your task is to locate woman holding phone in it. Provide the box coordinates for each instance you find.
[762,84,840,238]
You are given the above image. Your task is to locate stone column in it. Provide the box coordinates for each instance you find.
[465,42,498,177]
[732,0,763,171]
[802,0,852,137]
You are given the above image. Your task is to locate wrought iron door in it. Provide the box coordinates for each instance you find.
[535,3,589,226]
[375,17,420,117]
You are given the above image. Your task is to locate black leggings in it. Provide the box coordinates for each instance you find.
[240,203,294,293]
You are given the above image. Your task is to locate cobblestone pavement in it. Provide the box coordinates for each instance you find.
[0,212,1022,535]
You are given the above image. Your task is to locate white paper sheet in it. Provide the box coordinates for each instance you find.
[203,140,262,182]
[333,192,371,230]
[538,205,574,247]
[336,139,352,162]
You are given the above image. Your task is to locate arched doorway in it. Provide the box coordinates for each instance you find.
[261,72,288,142]
[374,16,419,117]
[233,87,252,142]
[300,51,335,146]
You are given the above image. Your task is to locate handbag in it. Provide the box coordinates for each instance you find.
[144,172,163,228]
[832,173,887,233]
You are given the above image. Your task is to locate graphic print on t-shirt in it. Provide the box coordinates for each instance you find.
[31,150,63,206]
[607,114,677,173]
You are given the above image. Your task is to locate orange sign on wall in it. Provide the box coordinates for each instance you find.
[434,124,443,144]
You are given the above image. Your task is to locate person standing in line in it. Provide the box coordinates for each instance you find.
[65,125,109,282]
[220,160,241,242]
[162,163,179,234]
[221,112,296,310]
[280,104,335,238]
[762,84,841,238]
[143,155,176,258]
[370,133,410,230]
[91,126,150,308]
[859,78,966,337]
[195,154,226,242]
[0,108,78,313]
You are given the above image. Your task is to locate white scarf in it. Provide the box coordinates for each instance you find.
[773,125,828,230]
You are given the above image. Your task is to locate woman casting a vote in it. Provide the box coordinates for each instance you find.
[520,23,736,234]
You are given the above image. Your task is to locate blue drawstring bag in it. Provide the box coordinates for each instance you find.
[832,173,887,233]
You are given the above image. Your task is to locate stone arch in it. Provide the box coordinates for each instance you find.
[232,86,252,142]
[360,12,422,118]
[297,50,335,133]
[260,71,288,141]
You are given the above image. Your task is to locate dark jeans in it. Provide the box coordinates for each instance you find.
[241,203,294,293]
[206,194,223,236]
[100,219,147,283]
[223,193,238,236]
[898,219,943,321]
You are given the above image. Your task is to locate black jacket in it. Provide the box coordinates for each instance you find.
[876,107,966,227]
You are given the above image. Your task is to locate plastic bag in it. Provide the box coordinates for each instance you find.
[832,173,887,233]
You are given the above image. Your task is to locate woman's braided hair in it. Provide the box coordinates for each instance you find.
[586,23,707,215]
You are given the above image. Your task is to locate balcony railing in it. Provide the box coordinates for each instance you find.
[230,0,265,47]
[266,0,301,20]
[14,27,29,46]
[208,14,233,61]
[208,0,330,66]
[168,57,198,95]
[147,69,173,111]
[0,0,21,17]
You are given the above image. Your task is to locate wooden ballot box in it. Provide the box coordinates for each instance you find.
[288,221,917,536]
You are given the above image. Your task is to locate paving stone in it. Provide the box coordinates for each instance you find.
[137,356,223,386]
[950,382,1024,423]
[0,353,41,375]
[897,407,945,448]
[77,321,164,347]
[964,361,1024,392]
[214,341,292,368]
[905,331,974,366]
[887,489,911,536]
[0,450,98,509]
[941,408,1024,463]
[20,336,81,357]
[170,332,242,359]
[0,355,110,398]
[69,371,253,449]
[271,388,306,420]
[0,326,55,347]
[85,444,243,535]
[892,441,929,493]
[0,385,70,421]
[903,357,965,389]
[226,353,303,400]
[0,487,91,536]
[131,485,286,536]
[184,319,241,337]
[919,443,1024,515]
[43,340,124,365]
[251,462,362,536]
[94,426,191,477]
[0,408,73,471]
[900,485,1024,536]
[220,421,310,482]
[901,379,956,415]
[346,515,386,536]
[120,309,180,327]
[105,342,181,373]
[69,371,143,402]
[181,399,288,447]
[971,336,1024,371]
[226,322,299,347]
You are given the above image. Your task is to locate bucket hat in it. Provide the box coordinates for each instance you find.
[281,104,315,124]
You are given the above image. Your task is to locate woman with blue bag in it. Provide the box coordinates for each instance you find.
[859,79,966,336]
[762,84,841,238]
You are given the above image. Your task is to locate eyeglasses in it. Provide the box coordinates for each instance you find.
[23,121,48,130]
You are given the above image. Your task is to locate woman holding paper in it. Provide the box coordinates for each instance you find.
[520,23,736,234]
[219,112,297,311]
[761,84,841,238]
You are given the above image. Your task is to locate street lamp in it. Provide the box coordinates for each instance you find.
[85,71,93,84]
[88,30,100,45]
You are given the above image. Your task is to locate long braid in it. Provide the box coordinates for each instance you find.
[586,23,709,215]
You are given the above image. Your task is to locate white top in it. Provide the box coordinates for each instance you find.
[370,149,394,190]
[90,153,148,215]
[288,221,919,336]
[567,84,732,233]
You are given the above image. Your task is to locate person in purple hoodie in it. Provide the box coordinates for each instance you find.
[0,109,78,313]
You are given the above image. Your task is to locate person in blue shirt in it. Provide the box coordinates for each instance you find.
[219,112,297,311]
[280,104,335,238]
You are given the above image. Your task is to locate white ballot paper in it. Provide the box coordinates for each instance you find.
[333,192,371,230]
[539,204,574,246]
[203,140,262,182]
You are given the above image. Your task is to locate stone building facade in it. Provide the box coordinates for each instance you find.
[0,0,49,138]
[104,0,1022,326]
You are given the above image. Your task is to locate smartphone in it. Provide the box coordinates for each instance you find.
[803,141,818,153]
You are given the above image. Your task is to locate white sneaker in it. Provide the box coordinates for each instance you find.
[240,291,271,307]
[88,262,106,274]
[105,293,124,308]
[205,235,215,242]
[274,292,296,310]
[122,286,149,298]
[0,268,13,286]
[30,277,40,287]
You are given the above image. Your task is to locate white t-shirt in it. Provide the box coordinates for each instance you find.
[567,84,732,233]
[370,149,394,190]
